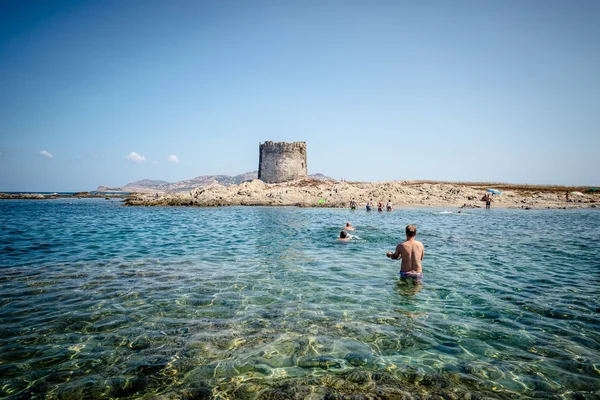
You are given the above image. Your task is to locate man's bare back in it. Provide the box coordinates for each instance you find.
[388,238,424,272]
[386,225,424,280]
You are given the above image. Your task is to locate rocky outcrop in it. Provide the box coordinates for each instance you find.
[122,180,599,209]
[0,192,126,200]
[96,186,123,192]
[0,193,46,199]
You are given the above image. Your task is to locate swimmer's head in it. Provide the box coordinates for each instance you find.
[340,231,348,239]
[406,225,417,238]
[345,222,351,227]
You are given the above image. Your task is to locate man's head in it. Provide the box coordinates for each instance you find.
[345,222,351,227]
[405,225,417,238]
[340,231,348,239]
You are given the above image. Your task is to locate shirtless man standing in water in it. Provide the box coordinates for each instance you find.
[386,225,424,282]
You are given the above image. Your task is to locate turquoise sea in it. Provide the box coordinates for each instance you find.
[0,199,598,400]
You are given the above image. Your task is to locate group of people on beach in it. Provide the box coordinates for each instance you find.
[340,190,502,284]
[351,192,497,211]
[338,222,424,284]
[349,198,393,212]
[340,190,500,286]
[336,188,509,289]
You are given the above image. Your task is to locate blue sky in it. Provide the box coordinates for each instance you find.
[1,0,598,191]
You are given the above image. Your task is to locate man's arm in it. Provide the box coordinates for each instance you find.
[387,244,402,259]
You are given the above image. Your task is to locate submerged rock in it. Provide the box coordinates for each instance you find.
[344,353,369,367]
[181,387,212,400]
[297,355,343,369]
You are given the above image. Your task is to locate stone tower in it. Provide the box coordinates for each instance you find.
[258,141,308,183]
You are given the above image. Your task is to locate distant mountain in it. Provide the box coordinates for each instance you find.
[235,171,260,183]
[127,179,170,188]
[310,173,335,181]
[97,171,334,193]
[146,172,256,192]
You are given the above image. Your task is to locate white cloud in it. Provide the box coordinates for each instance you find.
[168,155,180,164]
[127,152,146,163]
[40,150,53,159]
[152,161,158,165]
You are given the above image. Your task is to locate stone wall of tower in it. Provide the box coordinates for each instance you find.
[258,141,308,183]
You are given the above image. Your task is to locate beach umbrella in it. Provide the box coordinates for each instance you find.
[487,189,502,195]
[570,191,585,196]
[585,187,599,193]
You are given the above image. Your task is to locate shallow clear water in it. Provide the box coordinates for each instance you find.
[0,199,599,399]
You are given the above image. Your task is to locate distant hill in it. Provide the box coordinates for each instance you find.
[310,173,334,181]
[127,179,170,188]
[97,171,333,193]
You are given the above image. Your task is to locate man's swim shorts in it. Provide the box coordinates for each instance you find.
[400,271,423,282]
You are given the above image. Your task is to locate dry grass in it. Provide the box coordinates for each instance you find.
[391,180,598,193]
[288,178,598,193]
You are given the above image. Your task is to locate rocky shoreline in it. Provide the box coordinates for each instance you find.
[0,192,126,200]
[121,179,598,210]
[3,180,596,209]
